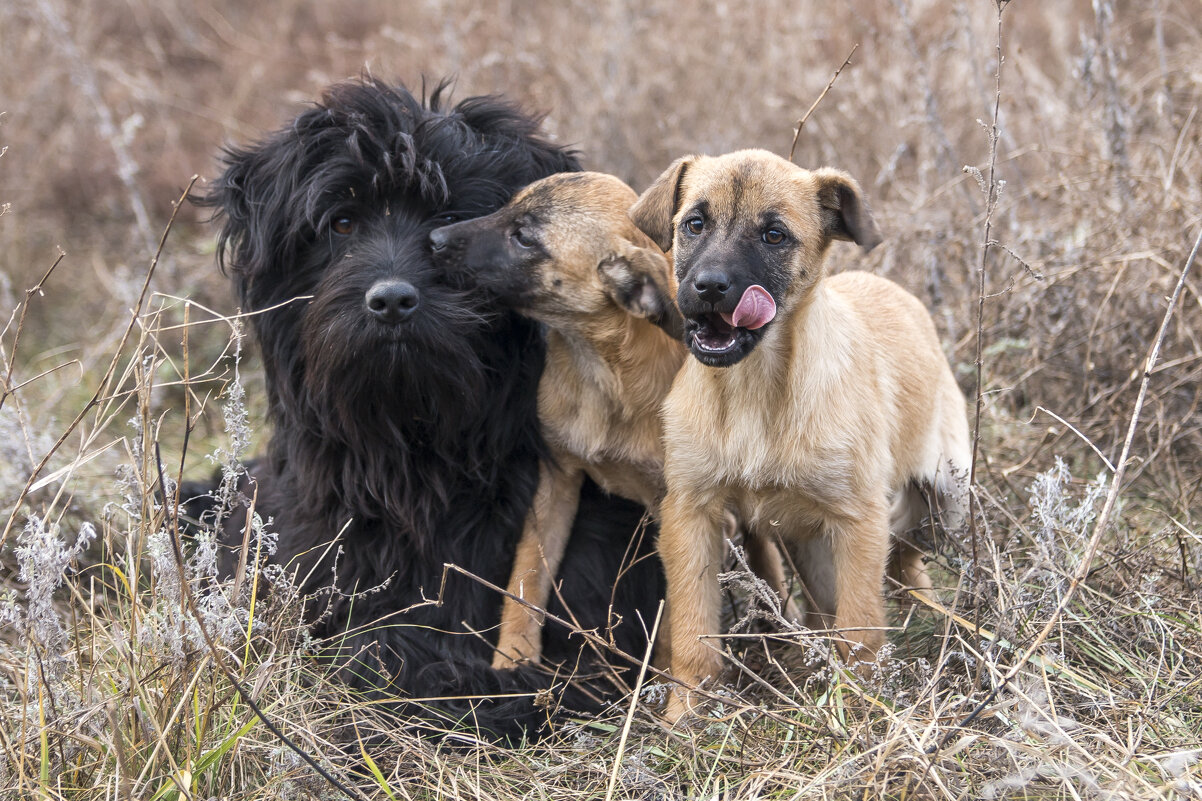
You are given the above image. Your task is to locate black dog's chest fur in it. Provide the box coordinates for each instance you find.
[193,79,661,740]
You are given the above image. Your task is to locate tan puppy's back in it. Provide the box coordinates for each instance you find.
[825,270,968,493]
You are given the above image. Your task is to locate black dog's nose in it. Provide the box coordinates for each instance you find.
[692,270,731,304]
[366,280,419,324]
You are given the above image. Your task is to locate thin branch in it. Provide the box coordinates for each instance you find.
[967,2,1008,590]
[1029,406,1115,473]
[788,44,858,163]
[1,252,65,401]
[604,602,663,801]
[439,562,661,679]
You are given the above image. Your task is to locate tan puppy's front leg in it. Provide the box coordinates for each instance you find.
[493,461,585,669]
[828,501,891,671]
[659,490,726,721]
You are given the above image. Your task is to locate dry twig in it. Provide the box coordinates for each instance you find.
[788,44,858,163]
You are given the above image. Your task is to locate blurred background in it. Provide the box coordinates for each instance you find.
[1,0,1199,506]
[1,6,1200,795]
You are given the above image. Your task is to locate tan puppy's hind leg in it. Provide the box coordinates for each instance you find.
[493,462,585,669]
[744,530,804,623]
[792,536,836,633]
[888,484,934,601]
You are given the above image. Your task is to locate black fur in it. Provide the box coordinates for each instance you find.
[192,78,661,741]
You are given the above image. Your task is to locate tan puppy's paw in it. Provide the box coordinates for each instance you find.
[833,639,891,685]
[491,647,539,671]
[662,684,709,725]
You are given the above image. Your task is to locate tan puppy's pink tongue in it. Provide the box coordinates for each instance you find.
[720,285,776,330]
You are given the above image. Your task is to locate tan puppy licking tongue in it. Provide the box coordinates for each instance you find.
[720,284,776,330]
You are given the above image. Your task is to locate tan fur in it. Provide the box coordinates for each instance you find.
[632,150,970,720]
[475,172,800,668]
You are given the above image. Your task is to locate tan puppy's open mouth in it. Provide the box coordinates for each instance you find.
[687,284,778,364]
[691,313,739,352]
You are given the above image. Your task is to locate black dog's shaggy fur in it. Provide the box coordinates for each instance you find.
[193,78,661,741]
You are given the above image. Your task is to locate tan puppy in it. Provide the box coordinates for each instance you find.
[630,149,970,719]
[430,171,800,668]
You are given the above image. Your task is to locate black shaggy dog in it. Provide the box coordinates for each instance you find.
[193,78,662,741]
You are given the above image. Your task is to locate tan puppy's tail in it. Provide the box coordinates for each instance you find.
[933,385,973,539]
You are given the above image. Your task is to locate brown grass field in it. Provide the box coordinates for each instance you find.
[1,1,1200,798]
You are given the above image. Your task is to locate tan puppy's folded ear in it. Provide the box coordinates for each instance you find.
[597,242,685,340]
[629,156,695,252]
[813,168,883,252]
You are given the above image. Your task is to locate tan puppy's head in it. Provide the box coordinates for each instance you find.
[429,172,681,337]
[630,149,881,366]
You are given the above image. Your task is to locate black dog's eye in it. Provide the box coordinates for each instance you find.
[683,216,704,236]
[434,213,461,225]
[331,216,355,236]
[762,227,787,245]
[512,227,538,249]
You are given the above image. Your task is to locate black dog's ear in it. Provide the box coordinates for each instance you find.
[597,241,684,340]
[521,131,581,177]
[629,156,694,252]
[191,125,306,282]
[813,168,883,253]
[190,150,252,276]
[452,94,582,178]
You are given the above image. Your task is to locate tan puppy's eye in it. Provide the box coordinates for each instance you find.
[512,227,537,249]
[762,227,786,245]
[684,216,704,235]
[331,216,355,236]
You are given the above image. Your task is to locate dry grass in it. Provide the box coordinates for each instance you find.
[1,0,1200,798]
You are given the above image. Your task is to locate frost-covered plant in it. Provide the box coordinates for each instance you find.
[0,404,53,508]
[5,515,98,773]
[718,538,796,634]
[1015,458,1107,615]
[13,515,96,660]
[207,319,252,511]
[0,315,310,794]
[131,344,285,664]
[1028,458,1107,565]
[137,506,280,665]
